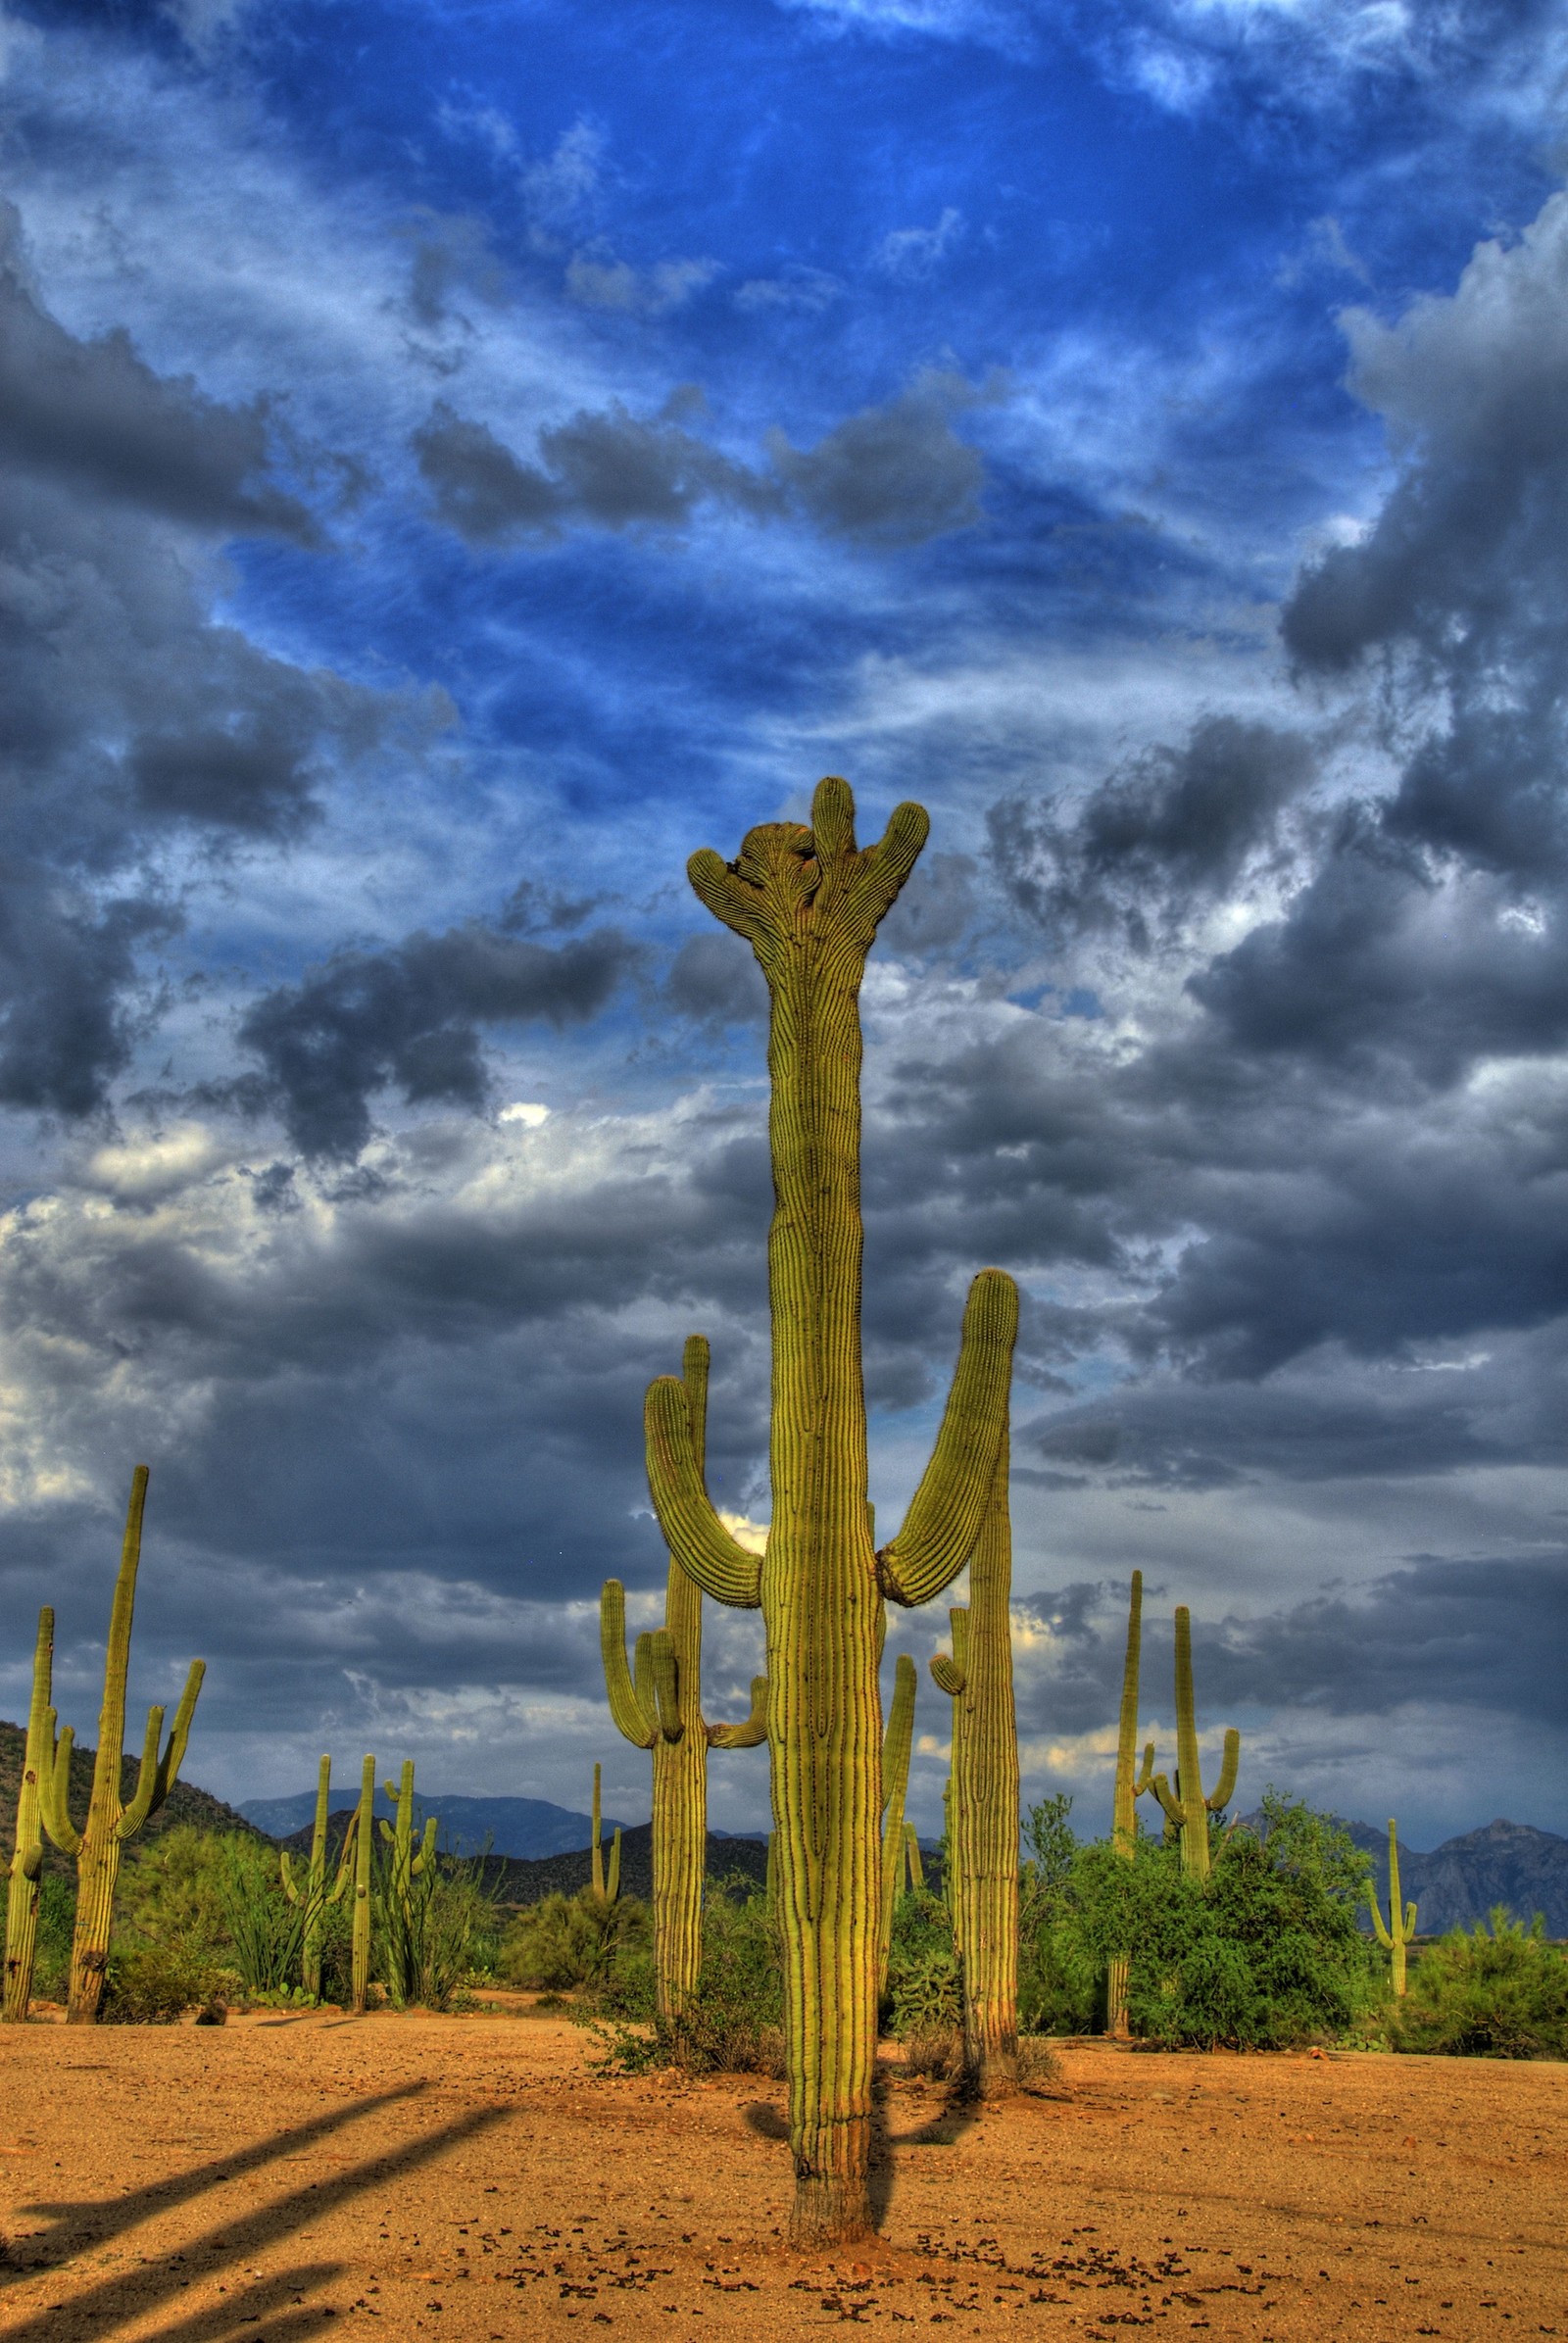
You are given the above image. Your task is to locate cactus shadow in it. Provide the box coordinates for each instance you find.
[739,2079,979,2234]
[2,2093,508,2343]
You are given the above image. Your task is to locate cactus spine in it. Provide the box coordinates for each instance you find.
[38,1468,204,2024]
[4,1609,55,2023]
[1367,1818,1417,1995]
[279,1755,335,1999]
[1106,1572,1156,2037]
[877,1652,917,1995]
[601,1336,766,2023]
[1150,1606,1239,1879]
[928,1429,1018,2089]
[644,777,1017,2242]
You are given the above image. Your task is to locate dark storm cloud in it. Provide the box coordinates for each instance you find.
[664,931,768,1028]
[767,370,991,545]
[415,370,996,547]
[0,205,312,541]
[1011,1554,1568,1743]
[234,918,640,1158]
[0,205,401,1118]
[991,716,1316,950]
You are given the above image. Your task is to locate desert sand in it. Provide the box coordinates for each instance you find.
[0,2005,1562,2341]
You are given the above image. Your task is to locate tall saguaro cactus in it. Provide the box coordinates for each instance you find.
[601,1335,766,2022]
[341,1754,376,2015]
[4,1608,56,2023]
[1367,1818,1417,1996]
[1150,1606,1239,1880]
[1106,1572,1156,2037]
[928,1429,1019,2090]
[39,1468,205,2024]
[643,777,1018,2243]
[280,1755,335,1999]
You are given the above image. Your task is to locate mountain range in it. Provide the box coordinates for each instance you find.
[239,1788,624,1859]
[1240,1813,1568,1936]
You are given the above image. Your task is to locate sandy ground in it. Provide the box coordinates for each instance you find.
[0,2004,1563,2342]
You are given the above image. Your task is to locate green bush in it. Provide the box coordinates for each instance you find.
[215,1835,305,1994]
[1017,1792,1379,2049]
[1391,1912,1568,2059]
[100,1943,234,2024]
[587,1879,784,2075]
[886,1887,960,2036]
[29,1872,76,2003]
[499,1888,650,1994]
[376,1844,503,2012]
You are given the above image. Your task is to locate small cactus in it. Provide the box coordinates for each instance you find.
[588,1763,622,1905]
[877,1651,917,1995]
[1106,1571,1156,2037]
[601,1336,766,2024]
[280,1755,336,1999]
[38,1468,204,2024]
[4,1609,56,2024]
[338,1755,376,2015]
[904,1822,924,1893]
[1150,1607,1239,1879]
[1367,1818,1417,1996]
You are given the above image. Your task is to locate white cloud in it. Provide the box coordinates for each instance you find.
[874,206,965,283]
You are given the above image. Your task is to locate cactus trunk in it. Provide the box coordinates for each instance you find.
[646,780,1016,2244]
[4,1609,55,2024]
[280,1755,333,1999]
[348,1756,374,2015]
[877,1652,917,1997]
[36,1469,204,2026]
[951,1431,1019,2090]
[1106,1572,1153,2038]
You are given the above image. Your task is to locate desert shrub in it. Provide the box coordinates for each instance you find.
[1019,1793,1378,2049]
[29,1872,76,2002]
[215,1835,304,1994]
[886,1889,961,2038]
[499,1888,650,1994]
[587,1879,784,2075]
[1390,1912,1568,2059]
[100,1943,234,2024]
[376,1845,504,2011]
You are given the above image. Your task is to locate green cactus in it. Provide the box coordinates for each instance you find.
[378,1759,438,2009]
[4,1609,56,2024]
[38,1468,204,2024]
[877,1652,917,1996]
[643,777,1018,2242]
[1150,1606,1239,1879]
[588,1763,623,1906]
[1106,1571,1156,2037]
[926,1425,1018,2089]
[279,1755,335,1999]
[904,1821,924,1893]
[1367,1818,1417,1996]
[601,1336,766,2022]
[930,1608,970,1951]
[339,1754,376,2015]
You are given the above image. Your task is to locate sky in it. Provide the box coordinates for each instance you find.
[1,0,1566,1850]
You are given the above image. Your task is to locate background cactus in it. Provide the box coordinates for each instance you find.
[643,777,1017,2242]
[1367,1817,1418,1995]
[601,1335,765,2023]
[928,1427,1019,2090]
[1151,1606,1239,1879]
[378,1758,438,2009]
[930,1609,970,1950]
[279,1755,334,1999]
[4,1608,55,2023]
[1106,1571,1156,2037]
[588,1762,622,1905]
[341,1754,375,2015]
[878,1651,917,1995]
[38,1467,204,2024]
[904,1821,924,1893]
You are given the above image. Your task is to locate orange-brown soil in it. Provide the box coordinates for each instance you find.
[1,2006,1562,2341]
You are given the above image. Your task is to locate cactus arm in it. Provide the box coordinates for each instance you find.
[412,1814,438,1876]
[280,1848,304,1904]
[39,1722,81,1857]
[651,1629,684,1742]
[145,1659,203,1819]
[874,1270,1019,1608]
[708,1676,768,1748]
[687,848,771,942]
[1135,1740,1156,1796]
[1151,1772,1185,1830]
[116,1704,168,1838]
[601,1581,658,1748]
[5,1608,57,2022]
[1365,1880,1394,1946]
[929,1653,965,1696]
[644,1377,762,1608]
[1206,1727,1241,1814]
[1402,1900,1418,1938]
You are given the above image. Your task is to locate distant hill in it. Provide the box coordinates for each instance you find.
[1241,1810,1568,1935]
[241,1788,626,1859]
[0,1719,261,1874]
[274,1812,770,1906]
